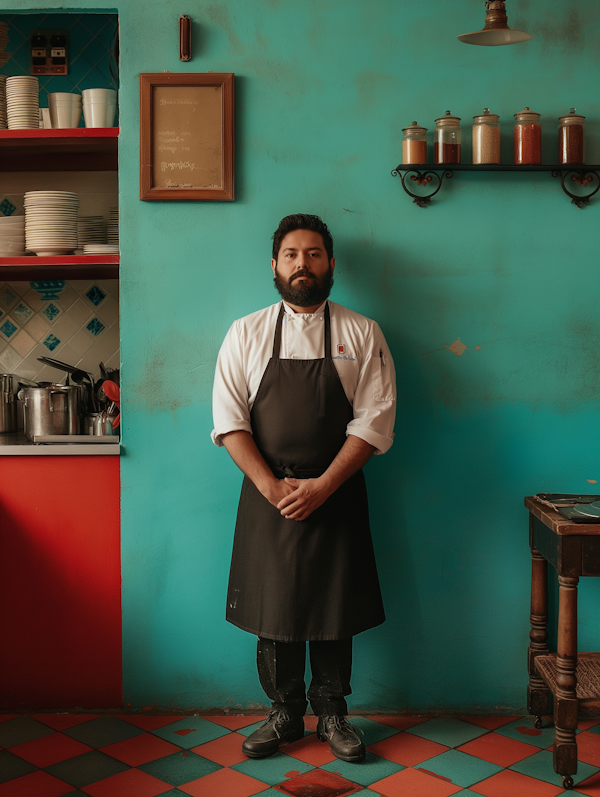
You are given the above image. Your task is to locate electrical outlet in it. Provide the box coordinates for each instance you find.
[30,30,68,75]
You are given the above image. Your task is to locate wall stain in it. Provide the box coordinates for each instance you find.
[205,4,244,54]
[355,70,394,113]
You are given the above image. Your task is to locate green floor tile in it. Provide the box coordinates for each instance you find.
[44,750,130,788]
[510,749,598,788]
[232,750,313,785]
[156,791,200,796]
[236,720,311,739]
[322,752,404,785]
[495,717,578,749]
[150,717,230,748]
[417,749,503,788]
[63,716,144,748]
[138,750,221,787]
[347,717,398,746]
[0,750,38,783]
[0,715,56,748]
[406,717,488,748]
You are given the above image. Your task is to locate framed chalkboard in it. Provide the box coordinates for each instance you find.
[139,72,234,201]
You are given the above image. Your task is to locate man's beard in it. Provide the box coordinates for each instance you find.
[274,265,334,307]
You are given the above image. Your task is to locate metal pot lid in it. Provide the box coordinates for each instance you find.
[402,121,428,134]
[514,106,540,121]
[435,110,461,126]
[559,107,585,124]
[473,108,499,123]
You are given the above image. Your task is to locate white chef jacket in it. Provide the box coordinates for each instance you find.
[211,300,396,454]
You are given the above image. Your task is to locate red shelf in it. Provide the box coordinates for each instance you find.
[0,255,119,280]
[0,128,119,171]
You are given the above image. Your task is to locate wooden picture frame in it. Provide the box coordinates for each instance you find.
[139,72,234,201]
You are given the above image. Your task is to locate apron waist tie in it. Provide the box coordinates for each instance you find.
[272,465,328,479]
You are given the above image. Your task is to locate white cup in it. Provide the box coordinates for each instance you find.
[48,92,82,103]
[83,102,117,128]
[49,103,80,129]
[82,88,117,102]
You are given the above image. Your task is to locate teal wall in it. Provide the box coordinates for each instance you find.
[6,0,600,712]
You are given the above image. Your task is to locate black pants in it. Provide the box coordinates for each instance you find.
[257,637,352,717]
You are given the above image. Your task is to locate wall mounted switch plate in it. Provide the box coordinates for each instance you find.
[30,30,68,75]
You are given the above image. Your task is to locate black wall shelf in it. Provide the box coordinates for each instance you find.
[391,164,600,208]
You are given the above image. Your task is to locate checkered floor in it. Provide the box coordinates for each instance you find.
[1,713,600,796]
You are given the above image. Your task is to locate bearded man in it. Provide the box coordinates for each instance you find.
[211,213,396,763]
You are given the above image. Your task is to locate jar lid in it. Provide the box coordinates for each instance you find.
[473,108,499,123]
[435,110,461,127]
[514,106,540,121]
[402,121,428,134]
[558,107,585,124]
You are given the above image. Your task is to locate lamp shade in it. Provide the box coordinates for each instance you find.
[458,1,531,47]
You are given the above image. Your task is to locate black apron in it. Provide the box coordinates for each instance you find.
[226,302,385,641]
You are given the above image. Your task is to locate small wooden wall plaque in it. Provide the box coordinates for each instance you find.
[139,72,234,201]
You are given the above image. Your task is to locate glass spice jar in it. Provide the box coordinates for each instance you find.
[402,121,428,164]
[472,108,500,164]
[514,107,541,165]
[434,111,461,164]
[558,108,585,164]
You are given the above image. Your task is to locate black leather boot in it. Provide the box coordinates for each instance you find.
[316,715,365,763]
[241,709,304,758]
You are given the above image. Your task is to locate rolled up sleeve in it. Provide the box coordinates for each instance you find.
[346,322,396,455]
[211,322,252,447]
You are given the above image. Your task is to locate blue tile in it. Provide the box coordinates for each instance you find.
[406,717,488,748]
[12,302,32,324]
[510,749,598,788]
[232,751,313,785]
[588,723,600,735]
[150,717,230,749]
[0,749,38,783]
[322,752,404,785]
[0,198,17,216]
[0,287,16,307]
[31,280,66,300]
[417,749,503,788]
[43,333,61,351]
[494,717,577,749]
[0,319,18,338]
[42,303,61,322]
[348,717,398,746]
[86,317,105,336]
[139,750,221,787]
[63,716,144,747]
[45,750,129,788]
[86,285,106,306]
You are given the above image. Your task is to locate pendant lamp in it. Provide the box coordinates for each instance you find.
[458,0,532,46]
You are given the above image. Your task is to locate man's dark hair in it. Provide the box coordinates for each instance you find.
[272,214,334,261]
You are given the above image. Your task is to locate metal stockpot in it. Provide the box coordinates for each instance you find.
[0,374,17,433]
[17,384,79,441]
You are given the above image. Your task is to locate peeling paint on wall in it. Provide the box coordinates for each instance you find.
[447,339,468,357]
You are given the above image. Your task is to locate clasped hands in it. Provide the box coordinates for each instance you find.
[266,477,332,522]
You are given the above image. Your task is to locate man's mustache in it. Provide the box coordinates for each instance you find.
[290,270,316,282]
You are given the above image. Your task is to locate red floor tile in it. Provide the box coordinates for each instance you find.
[30,713,100,731]
[470,768,565,797]
[203,715,264,730]
[178,767,268,797]
[305,715,319,732]
[579,719,600,731]
[82,768,169,797]
[366,715,430,731]
[279,769,361,796]
[575,772,600,796]
[283,732,337,766]
[0,770,73,797]
[576,732,600,767]
[191,731,249,766]
[9,731,94,767]
[368,731,449,766]
[0,714,18,723]
[371,766,462,797]
[99,731,182,766]
[454,716,520,731]
[116,715,185,730]
[457,731,540,767]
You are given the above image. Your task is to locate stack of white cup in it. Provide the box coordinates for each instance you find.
[48,92,82,129]
[82,89,117,128]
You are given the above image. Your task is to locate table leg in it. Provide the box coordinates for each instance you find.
[528,545,550,725]
[554,575,579,790]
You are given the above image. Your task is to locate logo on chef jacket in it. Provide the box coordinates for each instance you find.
[333,343,355,361]
[337,344,346,355]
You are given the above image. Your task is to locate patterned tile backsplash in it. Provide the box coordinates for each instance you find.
[0,279,119,384]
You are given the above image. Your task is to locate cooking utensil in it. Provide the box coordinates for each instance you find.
[37,356,93,379]
[102,380,120,428]
[83,411,118,436]
[0,374,17,433]
[18,385,79,441]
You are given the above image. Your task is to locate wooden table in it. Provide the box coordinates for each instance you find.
[526,496,600,790]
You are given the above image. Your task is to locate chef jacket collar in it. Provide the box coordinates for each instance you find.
[282,300,327,318]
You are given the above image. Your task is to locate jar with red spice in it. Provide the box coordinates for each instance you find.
[402,122,428,164]
[514,107,541,165]
[434,111,461,164]
[558,109,585,164]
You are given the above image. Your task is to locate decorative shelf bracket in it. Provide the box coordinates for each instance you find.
[551,169,600,209]
[391,167,453,207]
[392,164,600,208]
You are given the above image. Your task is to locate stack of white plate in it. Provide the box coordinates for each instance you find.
[83,243,119,255]
[0,214,26,257]
[6,76,40,130]
[107,206,119,244]
[0,76,7,129]
[77,215,106,250]
[24,191,80,256]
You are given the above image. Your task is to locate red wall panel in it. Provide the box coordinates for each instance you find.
[0,456,121,709]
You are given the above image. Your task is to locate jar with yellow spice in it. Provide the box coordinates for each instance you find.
[472,108,500,164]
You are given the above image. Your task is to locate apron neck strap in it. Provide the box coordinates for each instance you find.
[272,301,331,360]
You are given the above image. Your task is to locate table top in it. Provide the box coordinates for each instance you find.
[525,496,600,536]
